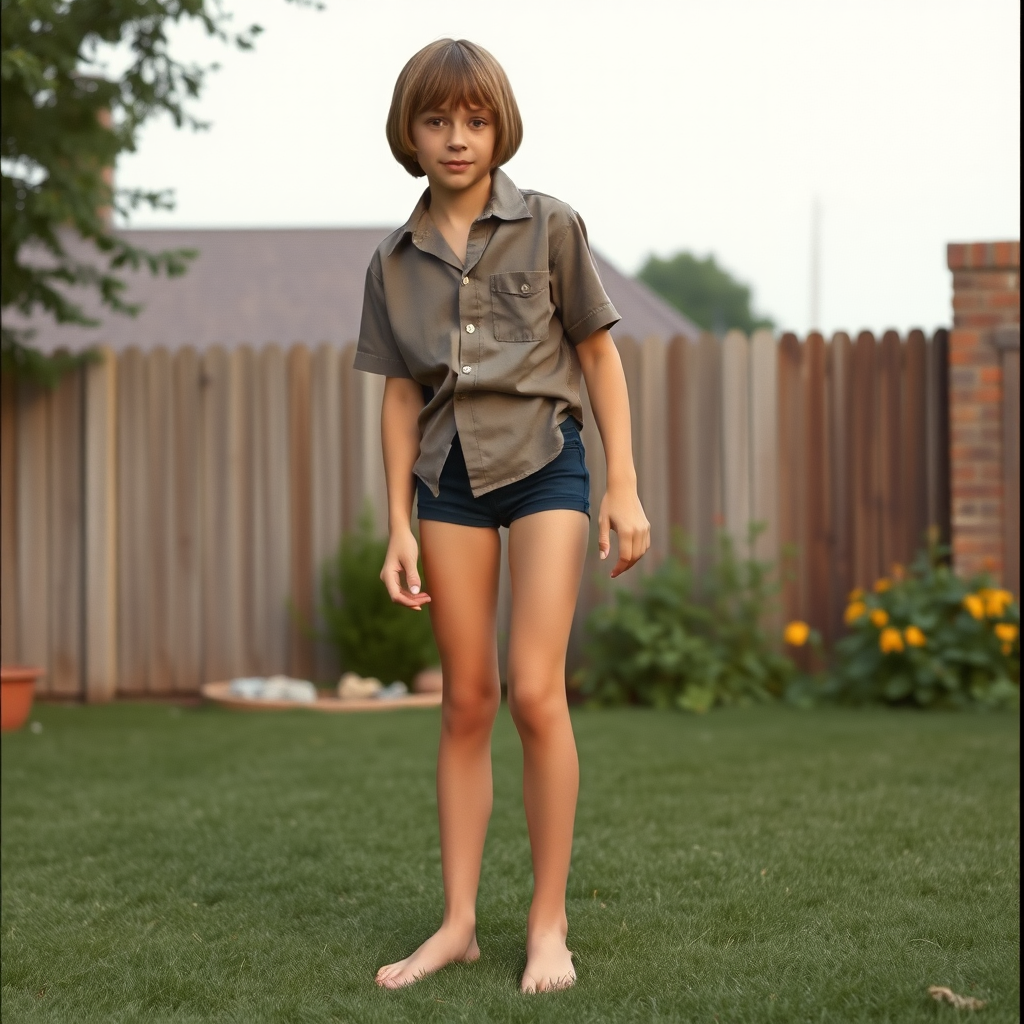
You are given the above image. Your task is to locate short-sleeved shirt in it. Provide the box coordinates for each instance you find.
[353,168,620,498]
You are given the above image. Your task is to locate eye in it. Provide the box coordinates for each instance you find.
[469,118,488,129]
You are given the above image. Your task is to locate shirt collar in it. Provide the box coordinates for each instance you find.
[383,167,531,258]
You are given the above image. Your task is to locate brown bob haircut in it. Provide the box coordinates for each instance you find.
[387,39,523,178]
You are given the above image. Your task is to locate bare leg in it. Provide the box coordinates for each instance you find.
[375,520,502,989]
[506,509,590,993]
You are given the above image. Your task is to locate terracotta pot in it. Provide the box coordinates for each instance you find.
[1,666,43,732]
[413,667,443,694]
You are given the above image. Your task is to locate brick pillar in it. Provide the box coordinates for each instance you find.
[947,241,1020,585]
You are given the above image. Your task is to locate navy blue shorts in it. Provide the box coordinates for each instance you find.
[416,418,590,529]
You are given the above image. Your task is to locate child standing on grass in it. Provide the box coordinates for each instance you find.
[354,38,650,993]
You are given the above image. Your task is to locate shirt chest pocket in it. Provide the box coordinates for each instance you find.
[489,271,551,343]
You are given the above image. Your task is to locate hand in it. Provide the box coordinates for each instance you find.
[598,486,651,578]
[380,529,432,611]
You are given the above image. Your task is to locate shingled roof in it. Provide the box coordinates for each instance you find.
[14,227,700,352]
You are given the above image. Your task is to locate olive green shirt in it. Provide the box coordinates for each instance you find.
[353,168,620,498]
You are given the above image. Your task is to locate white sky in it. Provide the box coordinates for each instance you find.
[114,0,1021,336]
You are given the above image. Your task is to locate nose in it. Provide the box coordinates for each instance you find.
[447,123,467,150]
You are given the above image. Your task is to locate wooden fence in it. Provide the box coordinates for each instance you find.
[0,330,951,699]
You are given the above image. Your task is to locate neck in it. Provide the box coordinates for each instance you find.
[427,170,493,227]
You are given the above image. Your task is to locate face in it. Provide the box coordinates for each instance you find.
[410,104,497,192]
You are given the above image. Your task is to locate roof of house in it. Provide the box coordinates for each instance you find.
[12,227,700,352]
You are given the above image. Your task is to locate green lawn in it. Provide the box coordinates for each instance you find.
[1,702,1018,1023]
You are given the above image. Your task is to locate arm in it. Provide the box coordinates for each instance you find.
[575,329,651,577]
[379,376,431,610]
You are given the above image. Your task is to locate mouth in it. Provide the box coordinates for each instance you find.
[441,160,472,171]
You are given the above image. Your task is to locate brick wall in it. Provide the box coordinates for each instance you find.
[947,241,1020,588]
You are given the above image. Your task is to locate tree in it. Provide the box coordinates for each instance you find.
[638,251,774,336]
[1,1,311,384]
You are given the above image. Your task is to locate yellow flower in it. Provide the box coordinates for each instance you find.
[870,608,889,628]
[784,621,811,646]
[1002,642,1014,656]
[963,594,985,620]
[982,588,1015,618]
[874,578,892,593]
[848,588,865,603]
[904,625,927,647]
[994,623,1019,643]
[879,627,905,653]
[845,601,868,624]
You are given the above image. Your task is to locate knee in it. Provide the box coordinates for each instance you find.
[506,675,565,737]
[442,676,500,736]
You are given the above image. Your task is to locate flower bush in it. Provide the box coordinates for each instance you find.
[573,526,797,713]
[317,509,439,686]
[828,538,1019,708]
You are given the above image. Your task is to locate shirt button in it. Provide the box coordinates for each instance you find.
[465,323,476,334]
[462,365,472,374]
[462,277,470,286]
[520,283,530,293]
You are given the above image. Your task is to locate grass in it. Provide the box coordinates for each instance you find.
[1,702,1019,1024]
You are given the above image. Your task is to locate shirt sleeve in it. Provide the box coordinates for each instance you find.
[353,256,415,379]
[549,209,621,345]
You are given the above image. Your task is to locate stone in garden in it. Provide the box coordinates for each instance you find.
[229,677,267,699]
[375,681,409,700]
[413,667,443,694]
[263,675,317,702]
[337,673,383,700]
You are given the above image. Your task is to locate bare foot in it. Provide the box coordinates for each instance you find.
[521,929,576,994]
[375,923,480,990]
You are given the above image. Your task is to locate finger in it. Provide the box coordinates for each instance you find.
[610,532,634,578]
[383,567,431,608]
[402,554,422,595]
[381,566,404,603]
[598,513,611,560]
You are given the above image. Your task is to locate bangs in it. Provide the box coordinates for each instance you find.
[414,44,498,116]
[387,39,523,178]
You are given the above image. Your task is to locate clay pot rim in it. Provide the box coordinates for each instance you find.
[1,666,45,684]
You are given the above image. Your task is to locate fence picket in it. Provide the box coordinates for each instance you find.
[171,348,203,691]
[48,362,83,696]
[777,333,804,624]
[233,347,260,677]
[878,330,904,573]
[146,348,175,693]
[200,347,239,683]
[851,332,879,590]
[117,348,149,693]
[827,332,854,639]
[692,333,722,577]
[288,345,315,681]
[1,370,19,665]
[803,333,830,642]
[666,336,690,544]
[750,328,779,567]
[903,330,929,560]
[926,330,951,545]
[258,346,291,674]
[721,330,751,553]
[311,343,342,683]
[640,335,669,567]
[84,347,118,700]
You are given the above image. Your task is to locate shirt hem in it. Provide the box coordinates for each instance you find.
[567,303,621,346]
[352,350,415,378]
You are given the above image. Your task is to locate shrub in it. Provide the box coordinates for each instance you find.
[574,526,796,712]
[828,537,1019,708]
[317,510,439,686]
